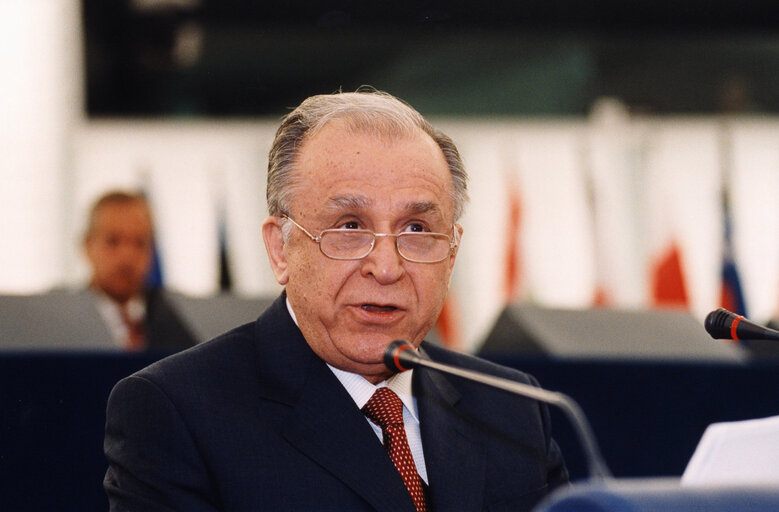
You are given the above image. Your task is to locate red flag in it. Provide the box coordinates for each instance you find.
[503,175,522,303]
[593,287,611,307]
[651,241,689,308]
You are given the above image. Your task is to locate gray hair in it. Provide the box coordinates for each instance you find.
[266,89,468,224]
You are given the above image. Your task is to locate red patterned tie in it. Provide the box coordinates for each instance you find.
[363,387,427,512]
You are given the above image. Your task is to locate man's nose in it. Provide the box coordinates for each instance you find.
[360,235,405,284]
[116,241,147,261]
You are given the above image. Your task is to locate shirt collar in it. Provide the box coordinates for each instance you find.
[93,288,145,321]
[327,364,418,422]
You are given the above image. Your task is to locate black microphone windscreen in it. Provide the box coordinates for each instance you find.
[383,340,416,373]
[705,308,779,341]
[705,308,735,340]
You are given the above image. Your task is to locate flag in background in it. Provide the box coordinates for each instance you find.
[146,240,165,289]
[651,241,689,308]
[645,122,723,316]
[142,184,165,290]
[718,130,747,317]
[503,172,523,303]
[583,155,611,307]
[218,213,232,292]
[728,122,779,324]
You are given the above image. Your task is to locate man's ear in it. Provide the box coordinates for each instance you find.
[448,223,463,272]
[262,217,290,285]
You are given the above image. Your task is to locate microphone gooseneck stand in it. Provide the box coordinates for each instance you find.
[384,340,612,481]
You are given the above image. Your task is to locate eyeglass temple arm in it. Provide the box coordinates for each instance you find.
[282,215,321,242]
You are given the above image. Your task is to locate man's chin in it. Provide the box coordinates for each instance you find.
[317,329,422,379]
[332,343,389,371]
[104,285,140,303]
[346,360,397,384]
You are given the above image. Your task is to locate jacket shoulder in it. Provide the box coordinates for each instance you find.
[128,294,291,397]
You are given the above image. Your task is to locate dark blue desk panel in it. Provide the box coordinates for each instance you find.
[0,352,165,512]
[2,352,779,511]
[481,355,779,481]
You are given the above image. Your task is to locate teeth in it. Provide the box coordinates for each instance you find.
[362,304,396,312]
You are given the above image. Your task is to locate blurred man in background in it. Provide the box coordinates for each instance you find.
[84,191,196,352]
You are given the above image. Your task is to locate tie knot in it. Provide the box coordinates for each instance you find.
[363,387,404,429]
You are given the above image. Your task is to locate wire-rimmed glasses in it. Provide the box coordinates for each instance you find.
[282,215,458,263]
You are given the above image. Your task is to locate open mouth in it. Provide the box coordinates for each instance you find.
[361,304,398,314]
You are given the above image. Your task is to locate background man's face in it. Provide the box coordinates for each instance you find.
[273,121,461,383]
[85,201,153,304]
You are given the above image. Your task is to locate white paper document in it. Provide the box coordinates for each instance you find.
[682,415,779,486]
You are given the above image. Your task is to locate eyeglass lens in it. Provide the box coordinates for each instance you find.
[319,231,450,262]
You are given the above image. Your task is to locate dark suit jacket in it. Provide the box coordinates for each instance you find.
[104,293,568,511]
[142,288,198,352]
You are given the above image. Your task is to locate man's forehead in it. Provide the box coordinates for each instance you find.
[97,201,149,217]
[93,203,152,229]
[292,123,456,220]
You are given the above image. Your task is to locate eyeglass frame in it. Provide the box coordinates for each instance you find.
[281,215,459,263]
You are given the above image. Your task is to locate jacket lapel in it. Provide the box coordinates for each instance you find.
[257,296,414,511]
[281,357,417,512]
[415,351,486,511]
[255,295,477,511]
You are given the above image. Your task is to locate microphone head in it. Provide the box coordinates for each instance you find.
[704,308,779,341]
[383,340,416,373]
[705,308,736,340]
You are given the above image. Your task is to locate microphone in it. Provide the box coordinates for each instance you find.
[704,308,779,341]
[384,340,612,481]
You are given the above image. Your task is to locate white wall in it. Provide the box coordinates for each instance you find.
[0,0,83,293]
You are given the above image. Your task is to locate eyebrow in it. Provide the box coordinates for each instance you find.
[404,200,441,217]
[324,195,371,212]
[324,196,442,218]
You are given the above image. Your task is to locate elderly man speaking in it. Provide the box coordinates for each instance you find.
[104,89,568,512]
